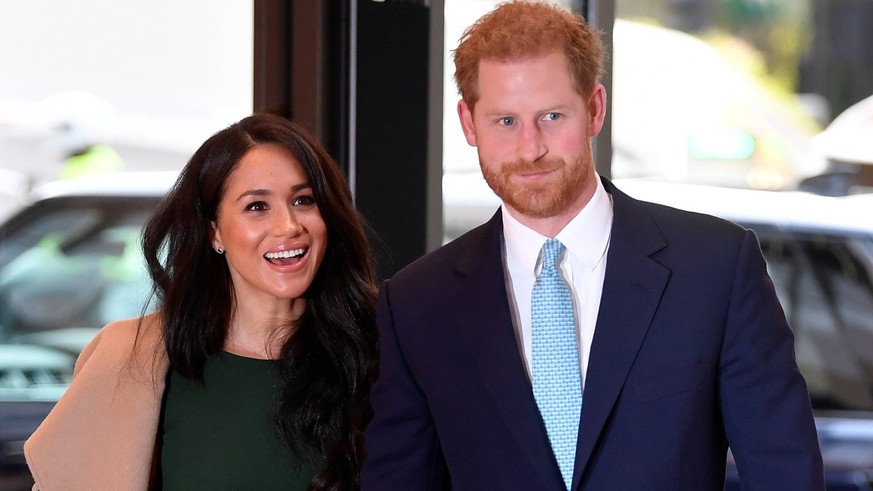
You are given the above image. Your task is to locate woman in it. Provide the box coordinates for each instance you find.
[24,113,379,490]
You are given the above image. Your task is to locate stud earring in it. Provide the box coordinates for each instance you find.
[215,247,225,254]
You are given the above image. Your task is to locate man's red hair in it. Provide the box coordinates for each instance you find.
[453,1,605,111]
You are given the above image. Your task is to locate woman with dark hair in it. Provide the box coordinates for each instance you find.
[25,113,379,490]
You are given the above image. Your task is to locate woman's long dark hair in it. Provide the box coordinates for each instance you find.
[141,113,378,490]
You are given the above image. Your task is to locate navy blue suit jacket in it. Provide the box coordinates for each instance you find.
[362,179,824,490]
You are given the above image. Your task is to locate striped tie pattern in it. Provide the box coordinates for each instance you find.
[531,238,582,490]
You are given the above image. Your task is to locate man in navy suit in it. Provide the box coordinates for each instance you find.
[361,2,824,489]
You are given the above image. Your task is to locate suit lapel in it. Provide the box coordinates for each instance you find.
[451,211,565,488]
[572,180,671,487]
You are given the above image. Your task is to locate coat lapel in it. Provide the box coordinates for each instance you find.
[572,180,671,487]
[451,211,565,488]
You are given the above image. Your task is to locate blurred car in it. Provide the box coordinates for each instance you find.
[445,173,873,487]
[0,168,30,223]
[0,172,175,487]
[809,93,873,192]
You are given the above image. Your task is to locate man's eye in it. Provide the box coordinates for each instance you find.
[499,117,514,126]
[293,195,316,207]
[543,112,561,121]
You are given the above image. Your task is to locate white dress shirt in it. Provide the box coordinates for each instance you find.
[501,176,613,387]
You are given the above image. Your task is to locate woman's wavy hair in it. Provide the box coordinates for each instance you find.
[141,113,378,490]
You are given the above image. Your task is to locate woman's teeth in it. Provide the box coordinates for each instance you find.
[265,248,305,259]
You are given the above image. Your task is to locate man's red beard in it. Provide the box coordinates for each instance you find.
[480,152,590,218]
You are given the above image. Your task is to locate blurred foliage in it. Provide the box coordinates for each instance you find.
[715,0,811,94]
[617,0,812,95]
[701,32,820,134]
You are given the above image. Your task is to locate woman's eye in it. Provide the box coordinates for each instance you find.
[245,201,267,212]
[293,195,316,207]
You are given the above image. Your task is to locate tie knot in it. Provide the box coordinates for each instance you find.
[539,238,565,273]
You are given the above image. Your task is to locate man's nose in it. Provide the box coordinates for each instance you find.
[517,123,547,163]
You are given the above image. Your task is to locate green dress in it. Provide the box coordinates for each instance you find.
[159,352,320,490]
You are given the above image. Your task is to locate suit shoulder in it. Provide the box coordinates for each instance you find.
[390,220,494,285]
[606,182,759,271]
[648,198,742,229]
[630,194,749,244]
[608,179,749,240]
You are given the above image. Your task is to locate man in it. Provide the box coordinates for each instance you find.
[362,2,824,489]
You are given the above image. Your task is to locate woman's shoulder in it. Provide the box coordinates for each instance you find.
[95,311,162,344]
[75,312,164,374]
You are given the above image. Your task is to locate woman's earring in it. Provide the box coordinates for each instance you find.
[215,247,225,254]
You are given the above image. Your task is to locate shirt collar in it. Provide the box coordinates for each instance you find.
[502,175,613,274]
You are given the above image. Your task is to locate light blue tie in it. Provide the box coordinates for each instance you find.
[531,238,582,490]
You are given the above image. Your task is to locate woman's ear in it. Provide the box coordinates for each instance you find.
[210,221,223,252]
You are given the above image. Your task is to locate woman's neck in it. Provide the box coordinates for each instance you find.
[223,297,306,359]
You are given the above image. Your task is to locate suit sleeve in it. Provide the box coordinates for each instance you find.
[362,279,450,490]
[719,230,825,489]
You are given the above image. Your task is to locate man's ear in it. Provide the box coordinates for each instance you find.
[457,100,478,147]
[587,83,607,137]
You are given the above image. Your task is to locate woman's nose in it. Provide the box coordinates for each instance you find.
[274,208,303,236]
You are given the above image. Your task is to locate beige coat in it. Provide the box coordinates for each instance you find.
[24,314,168,491]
